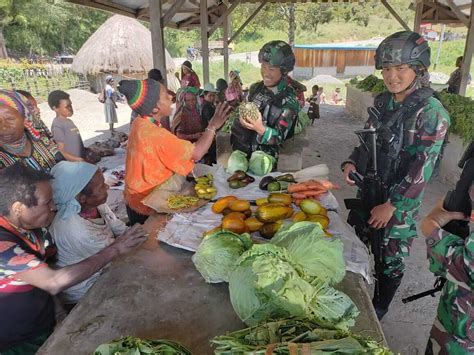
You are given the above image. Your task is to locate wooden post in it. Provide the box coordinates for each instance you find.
[223,5,230,83]
[413,0,424,33]
[200,0,210,85]
[459,1,474,96]
[149,0,168,86]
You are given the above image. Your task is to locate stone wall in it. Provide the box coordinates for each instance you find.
[345,85,376,121]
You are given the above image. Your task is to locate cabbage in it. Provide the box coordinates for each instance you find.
[271,222,346,285]
[192,230,252,283]
[248,151,275,176]
[227,150,248,173]
[229,244,358,329]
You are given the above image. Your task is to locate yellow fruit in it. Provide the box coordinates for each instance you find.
[268,193,292,206]
[245,217,264,232]
[259,221,283,239]
[292,211,307,222]
[211,196,238,214]
[228,200,251,212]
[256,204,293,223]
[223,212,246,221]
[256,197,269,206]
[300,199,323,215]
[306,214,330,229]
[222,217,246,234]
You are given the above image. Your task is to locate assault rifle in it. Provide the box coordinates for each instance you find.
[402,141,474,303]
[344,128,387,305]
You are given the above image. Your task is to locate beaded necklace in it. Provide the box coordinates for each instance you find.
[2,133,27,154]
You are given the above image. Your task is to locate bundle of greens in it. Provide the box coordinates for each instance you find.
[294,111,311,135]
[192,231,253,283]
[212,318,392,355]
[94,336,191,355]
[439,91,474,143]
[228,244,358,329]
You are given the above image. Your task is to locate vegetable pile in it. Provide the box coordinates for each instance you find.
[94,336,191,355]
[167,195,199,210]
[194,174,217,200]
[212,318,393,354]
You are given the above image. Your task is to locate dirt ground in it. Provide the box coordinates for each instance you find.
[38,89,452,354]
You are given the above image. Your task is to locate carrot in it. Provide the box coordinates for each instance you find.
[291,192,307,199]
[288,182,327,193]
[297,190,327,198]
[293,198,303,206]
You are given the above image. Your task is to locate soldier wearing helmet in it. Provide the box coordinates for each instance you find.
[230,40,299,164]
[341,31,451,320]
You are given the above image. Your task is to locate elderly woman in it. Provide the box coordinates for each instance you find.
[171,88,204,143]
[180,60,201,89]
[0,163,146,354]
[49,161,129,309]
[104,75,118,132]
[0,90,64,171]
[118,79,231,225]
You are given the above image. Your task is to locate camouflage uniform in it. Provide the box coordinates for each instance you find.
[231,78,299,161]
[425,228,474,354]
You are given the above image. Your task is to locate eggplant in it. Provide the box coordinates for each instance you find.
[227,170,247,182]
[259,176,276,190]
[241,174,255,184]
[275,173,296,183]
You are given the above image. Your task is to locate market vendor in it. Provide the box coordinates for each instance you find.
[49,161,129,309]
[118,79,231,225]
[230,40,299,163]
[0,89,64,171]
[0,163,147,354]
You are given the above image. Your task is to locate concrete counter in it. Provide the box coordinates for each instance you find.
[38,215,385,354]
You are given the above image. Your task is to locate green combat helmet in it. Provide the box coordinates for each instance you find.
[258,40,296,74]
[375,31,431,70]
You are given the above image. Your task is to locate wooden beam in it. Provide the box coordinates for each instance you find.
[444,0,470,26]
[230,1,267,43]
[459,1,473,96]
[200,0,210,84]
[136,7,149,19]
[208,0,241,36]
[162,0,186,25]
[413,0,423,33]
[149,0,167,85]
[67,0,136,18]
[380,0,411,31]
[223,5,230,82]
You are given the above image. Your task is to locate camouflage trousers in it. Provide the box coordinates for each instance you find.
[382,208,418,279]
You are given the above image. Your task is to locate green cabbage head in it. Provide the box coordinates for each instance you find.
[229,244,359,329]
[248,151,275,176]
[192,230,252,283]
[226,150,248,173]
[271,222,346,285]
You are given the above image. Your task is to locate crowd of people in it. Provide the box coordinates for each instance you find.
[0,31,472,355]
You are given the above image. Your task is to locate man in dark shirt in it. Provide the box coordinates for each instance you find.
[200,83,218,164]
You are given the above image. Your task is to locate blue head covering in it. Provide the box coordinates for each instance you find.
[50,161,98,220]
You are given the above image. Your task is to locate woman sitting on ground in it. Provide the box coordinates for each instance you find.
[0,163,146,354]
[0,89,64,171]
[171,87,204,143]
[49,161,129,309]
[118,79,231,225]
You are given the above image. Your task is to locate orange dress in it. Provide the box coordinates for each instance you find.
[124,117,195,215]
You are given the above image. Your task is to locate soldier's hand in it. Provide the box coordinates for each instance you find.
[421,200,468,236]
[343,163,356,186]
[239,111,266,135]
[368,202,396,229]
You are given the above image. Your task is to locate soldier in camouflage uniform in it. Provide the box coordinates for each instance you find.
[341,31,451,319]
[422,184,473,354]
[231,40,299,162]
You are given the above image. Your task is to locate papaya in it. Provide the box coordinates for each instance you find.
[245,217,264,232]
[223,212,246,221]
[300,199,323,215]
[243,209,252,218]
[292,211,307,222]
[259,221,283,239]
[255,197,269,206]
[228,200,251,212]
[203,225,222,236]
[256,204,293,223]
[268,193,292,206]
[222,216,246,234]
[306,214,330,229]
[211,196,237,214]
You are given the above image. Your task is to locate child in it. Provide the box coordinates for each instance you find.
[318,87,326,104]
[331,87,344,105]
[49,90,86,162]
[307,84,320,125]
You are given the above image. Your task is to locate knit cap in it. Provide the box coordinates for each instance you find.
[118,79,161,116]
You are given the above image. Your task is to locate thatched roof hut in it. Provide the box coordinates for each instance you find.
[72,14,179,92]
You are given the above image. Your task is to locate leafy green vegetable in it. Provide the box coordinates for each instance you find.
[212,318,393,354]
[271,222,346,285]
[228,244,358,329]
[94,336,191,355]
[227,150,249,173]
[354,74,386,93]
[192,231,252,283]
[248,151,275,176]
[294,110,311,135]
[438,91,474,144]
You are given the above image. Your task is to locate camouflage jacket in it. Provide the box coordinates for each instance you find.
[230,78,299,159]
[347,94,450,215]
[426,228,474,353]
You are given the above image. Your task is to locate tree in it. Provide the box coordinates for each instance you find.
[300,4,333,34]
[277,4,296,47]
